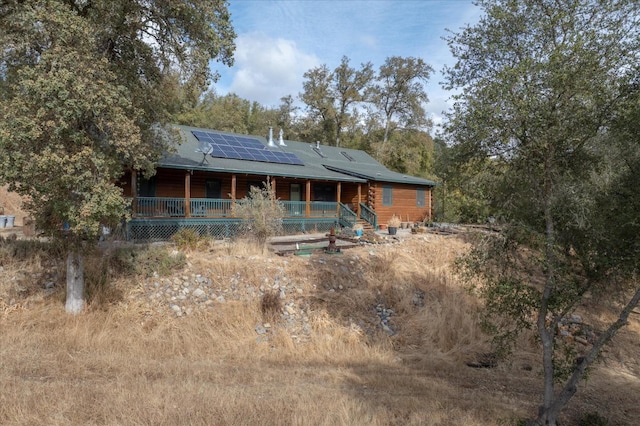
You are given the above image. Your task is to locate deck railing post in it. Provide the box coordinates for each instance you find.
[131,170,137,217]
[305,180,311,217]
[185,172,191,218]
[231,174,237,217]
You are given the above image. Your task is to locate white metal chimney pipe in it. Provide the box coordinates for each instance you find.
[278,129,286,146]
[268,127,275,147]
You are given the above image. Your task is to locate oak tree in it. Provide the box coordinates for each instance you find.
[0,0,235,313]
[444,0,640,424]
[300,56,373,147]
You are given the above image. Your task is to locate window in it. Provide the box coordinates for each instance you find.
[416,188,426,207]
[205,180,221,198]
[247,181,265,193]
[312,147,327,158]
[341,151,355,162]
[382,185,393,206]
[138,175,156,197]
[313,184,336,202]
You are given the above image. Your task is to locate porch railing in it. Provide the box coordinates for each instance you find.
[133,198,344,219]
[190,198,233,217]
[282,201,306,217]
[136,197,185,217]
[359,202,378,229]
[338,203,357,227]
[309,201,338,217]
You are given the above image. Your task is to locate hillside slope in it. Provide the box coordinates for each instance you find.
[0,186,27,226]
[1,233,638,425]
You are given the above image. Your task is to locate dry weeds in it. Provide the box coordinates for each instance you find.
[1,233,638,425]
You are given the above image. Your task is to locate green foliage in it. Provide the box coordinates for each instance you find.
[0,0,235,241]
[170,228,207,251]
[445,0,640,422]
[232,181,285,251]
[300,56,374,147]
[371,56,433,151]
[578,412,609,426]
[111,245,185,278]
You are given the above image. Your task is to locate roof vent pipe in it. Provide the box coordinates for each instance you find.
[268,127,275,147]
[316,141,320,149]
[278,129,286,146]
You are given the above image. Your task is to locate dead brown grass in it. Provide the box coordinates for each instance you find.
[1,234,638,425]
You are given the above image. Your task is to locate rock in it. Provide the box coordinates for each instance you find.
[192,288,206,298]
[255,325,267,335]
[382,324,395,336]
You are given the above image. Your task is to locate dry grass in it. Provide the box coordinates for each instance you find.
[0,185,28,226]
[1,233,639,425]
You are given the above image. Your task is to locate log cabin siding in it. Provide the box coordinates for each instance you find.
[371,182,432,225]
[121,168,433,225]
[340,183,366,210]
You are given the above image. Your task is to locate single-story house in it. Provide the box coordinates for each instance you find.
[121,125,436,240]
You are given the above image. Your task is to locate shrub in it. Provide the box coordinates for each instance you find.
[388,215,401,228]
[111,245,185,278]
[579,412,608,426]
[170,228,206,250]
[232,181,285,252]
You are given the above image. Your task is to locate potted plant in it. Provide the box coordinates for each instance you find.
[387,215,401,235]
[352,223,364,237]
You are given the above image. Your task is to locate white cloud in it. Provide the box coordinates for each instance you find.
[220,33,320,107]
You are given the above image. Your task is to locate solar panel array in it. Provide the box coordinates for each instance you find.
[192,130,304,166]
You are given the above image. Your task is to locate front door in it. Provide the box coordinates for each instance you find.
[290,183,302,201]
[290,183,302,215]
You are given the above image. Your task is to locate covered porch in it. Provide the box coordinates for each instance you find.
[124,168,369,220]
[122,168,377,240]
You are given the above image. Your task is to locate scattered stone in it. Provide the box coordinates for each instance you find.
[192,288,206,298]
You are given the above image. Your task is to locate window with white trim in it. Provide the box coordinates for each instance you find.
[382,185,393,206]
[416,188,426,207]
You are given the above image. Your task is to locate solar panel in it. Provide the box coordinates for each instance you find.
[191,130,304,166]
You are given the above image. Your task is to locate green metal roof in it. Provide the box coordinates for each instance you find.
[160,125,436,187]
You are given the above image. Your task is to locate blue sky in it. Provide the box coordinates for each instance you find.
[211,0,482,127]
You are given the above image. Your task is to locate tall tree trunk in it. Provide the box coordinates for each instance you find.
[536,146,558,425]
[536,286,640,425]
[65,250,85,314]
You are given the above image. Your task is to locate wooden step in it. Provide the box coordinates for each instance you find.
[355,219,374,230]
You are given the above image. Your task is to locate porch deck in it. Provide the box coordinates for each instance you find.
[127,198,372,241]
[133,197,349,219]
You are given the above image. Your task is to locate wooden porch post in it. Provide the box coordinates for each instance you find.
[231,174,237,216]
[305,179,311,217]
[357,183,361,217]
[271,176,277,201]
[336,181,341,215]
[184,171,191,218]
[131,171,137,216]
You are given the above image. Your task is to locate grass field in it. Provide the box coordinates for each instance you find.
[1,232,638,425]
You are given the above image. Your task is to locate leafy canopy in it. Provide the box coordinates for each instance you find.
[444,0,640,423]
[0,0,235,236]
